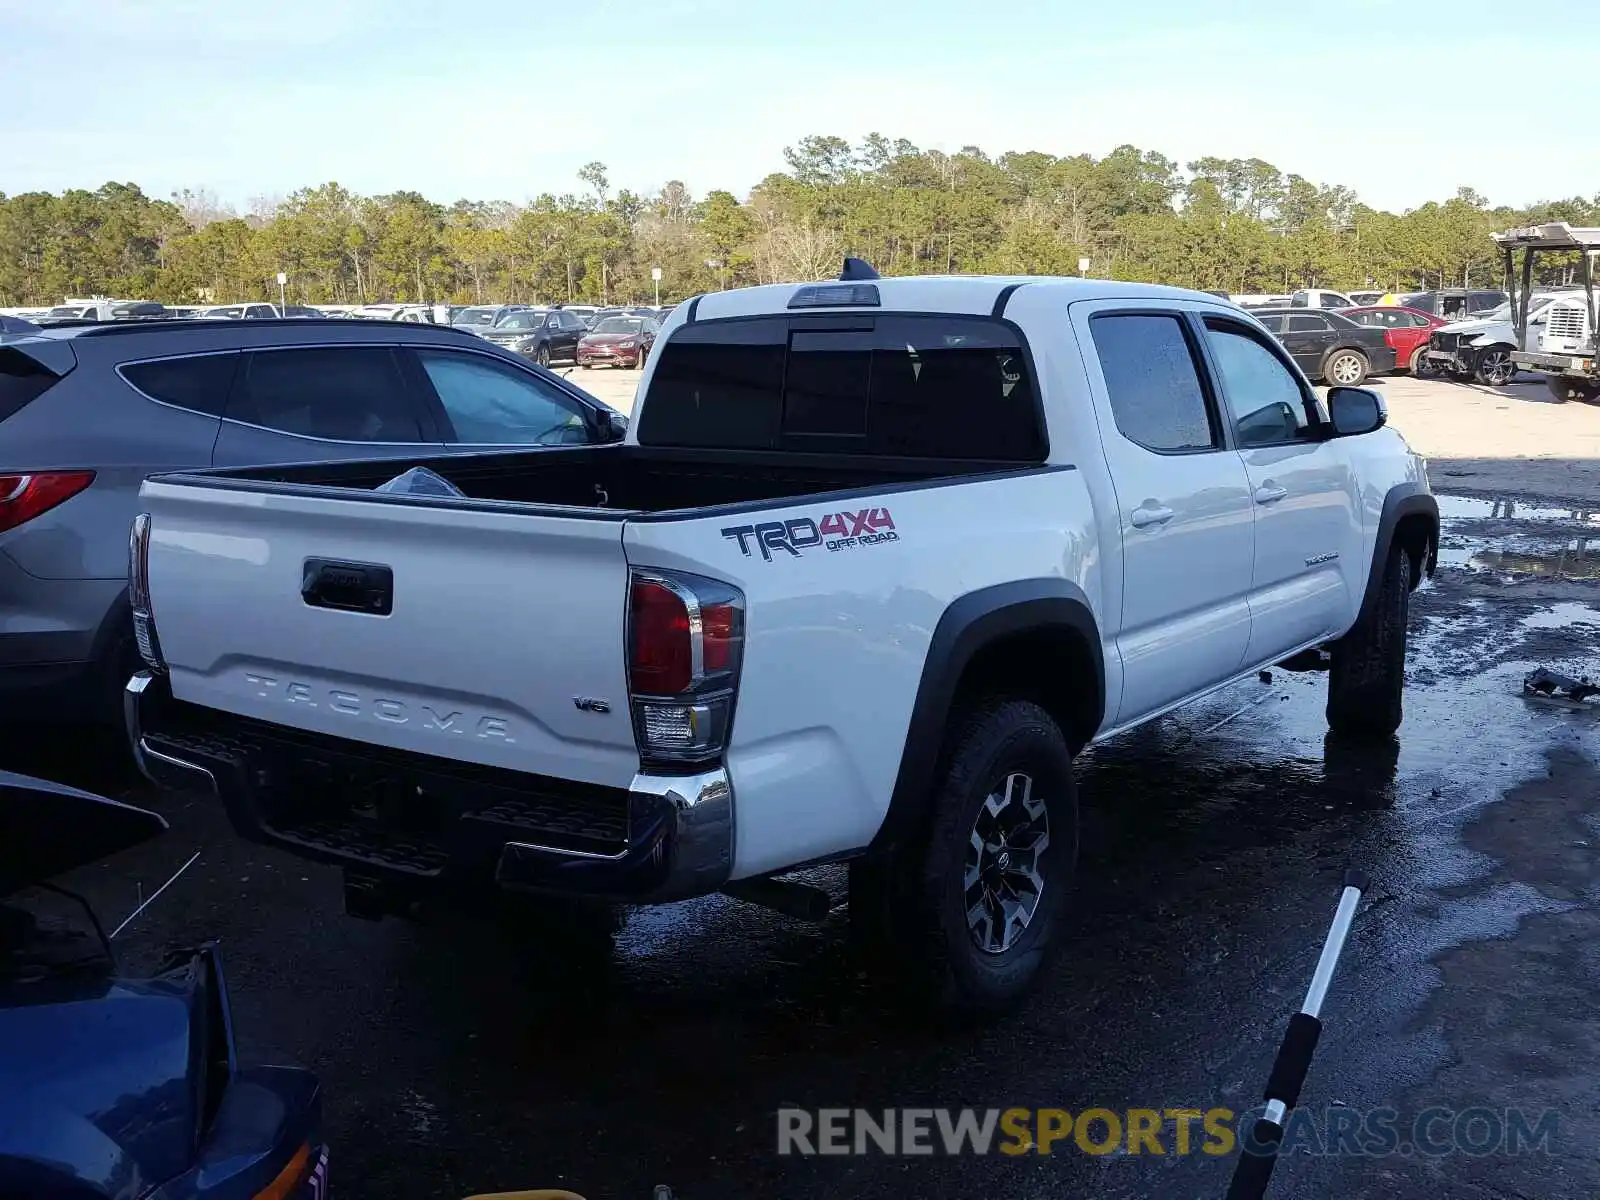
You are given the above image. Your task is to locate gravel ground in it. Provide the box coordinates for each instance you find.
[563,366,1600,503]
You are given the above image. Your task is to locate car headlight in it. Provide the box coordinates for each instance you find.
[618,339,637,348]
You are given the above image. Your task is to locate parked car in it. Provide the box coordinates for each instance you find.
[272,303,323,318]
[1396,289,1505,321]
[124,273,1437,1013]
[577,314,658,369]
[1342,306,1447,374]
[561,305,600,327]
[451,304,528,331]
[1289,288,1357,310]
[194,303,279,320]
[33,301,170,325]
[478,307,586,366]
[0,318,627,733]
[0,768,327,1200]
[1346,290,1386,307]
[1422,293,1578,385]
[1249,307,1397,384]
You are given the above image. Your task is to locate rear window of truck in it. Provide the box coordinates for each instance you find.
[637,314,1044,460]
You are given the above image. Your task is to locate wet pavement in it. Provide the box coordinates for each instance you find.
[9,489,1600,1200]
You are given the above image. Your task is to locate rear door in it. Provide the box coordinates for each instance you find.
[1280,313,1334,373]
[1072,303,1256,724]
[1196,312,1363,659]
[142,478,639,787]
[211,344,445,466]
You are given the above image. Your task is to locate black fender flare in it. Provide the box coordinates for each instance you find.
[871,578,1103,851]
[1355,484,1438,627]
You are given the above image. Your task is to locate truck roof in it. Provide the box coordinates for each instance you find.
[684,275,1221,323]
[1491,222,1600,251]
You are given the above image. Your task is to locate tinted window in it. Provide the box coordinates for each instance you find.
[416,350,590,445]
[1287,314,1328,332]
[245,305,275,319]
[1089,313,1216,452]
[1204,320,1317,447]
[638,315,1042,460]
[121,353,238,417]
[231,348,421,441]
[1470,291,1505,313]
[561,312,585,329]
[1253,313,1286,333]
[0,347,63,423]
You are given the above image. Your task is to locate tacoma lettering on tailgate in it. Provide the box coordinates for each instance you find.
[241,673,516,741]
[722,507,899,561]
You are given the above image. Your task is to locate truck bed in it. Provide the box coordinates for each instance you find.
[178,444,1016,517]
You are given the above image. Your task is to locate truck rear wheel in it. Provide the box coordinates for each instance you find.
[1546,377,1600,404]
[1327,542,1412,738]
[891,698,1078,1013]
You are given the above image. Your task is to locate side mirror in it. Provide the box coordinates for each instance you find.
[599,410,628,442]
[1327,386,1386,437]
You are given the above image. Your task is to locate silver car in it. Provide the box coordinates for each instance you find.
[0,317,626,730]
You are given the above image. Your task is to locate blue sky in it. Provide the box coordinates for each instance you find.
[3,0,1595,213]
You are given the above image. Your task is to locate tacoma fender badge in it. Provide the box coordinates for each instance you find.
[573,696,611,714]
[1304,551,1340,566]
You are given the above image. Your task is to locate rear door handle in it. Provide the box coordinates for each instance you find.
[1130,504,1175,529]
[1254,484,1289,505]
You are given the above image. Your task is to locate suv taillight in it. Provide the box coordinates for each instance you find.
[129,513,166,674]
[628,569,744,765]
[0,471,94,534]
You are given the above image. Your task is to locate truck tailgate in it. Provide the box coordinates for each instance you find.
[140,480,639,789]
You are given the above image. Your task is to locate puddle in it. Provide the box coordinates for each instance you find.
[1436,491,1600,583]
[1436,495,1600,524]
[1520,601,1600,631]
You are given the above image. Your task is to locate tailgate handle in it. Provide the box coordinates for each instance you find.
[302,559,393,615]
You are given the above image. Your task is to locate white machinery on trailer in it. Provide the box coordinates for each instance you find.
[1494,222,1600,403]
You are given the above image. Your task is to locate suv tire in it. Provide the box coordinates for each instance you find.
[1327,542,1412,737]
[891,699,1078,1013]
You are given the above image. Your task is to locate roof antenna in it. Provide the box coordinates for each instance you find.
[839,257,880,281]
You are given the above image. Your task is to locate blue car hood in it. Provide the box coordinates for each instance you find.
[0,973,202,1198]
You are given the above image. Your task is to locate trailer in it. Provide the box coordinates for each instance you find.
[1492,222,1600,403]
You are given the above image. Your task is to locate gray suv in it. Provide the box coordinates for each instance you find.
[0,317,626,730]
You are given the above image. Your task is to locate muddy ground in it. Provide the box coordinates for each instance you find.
[8,479,1600,1199]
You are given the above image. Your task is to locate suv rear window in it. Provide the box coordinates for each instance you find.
[0,347,65,424]
[637,315,1042,460]
[120,353,239,417]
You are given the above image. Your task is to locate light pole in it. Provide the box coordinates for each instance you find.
[651,266,662,307]
[275,271,287,313]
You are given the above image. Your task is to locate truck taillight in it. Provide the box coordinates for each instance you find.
[628,569,744,765]
[129,512,166,674]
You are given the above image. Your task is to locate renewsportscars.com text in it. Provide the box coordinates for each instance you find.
[776,1106,1558,1158]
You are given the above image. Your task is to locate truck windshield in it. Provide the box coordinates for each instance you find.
[637,314,1043,461]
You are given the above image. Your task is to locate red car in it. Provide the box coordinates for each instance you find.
[577,314,658,369]
[1340,306,1447,375]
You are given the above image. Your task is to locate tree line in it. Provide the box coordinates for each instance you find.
[2,135,1597,308]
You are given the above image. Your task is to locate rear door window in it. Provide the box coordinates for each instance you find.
[229,347,422,441]
[120,352,238,417]
[1088,313,1218,453]
[1287,314,1329,332]
[637,315,1042,460]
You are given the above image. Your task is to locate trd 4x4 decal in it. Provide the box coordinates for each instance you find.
[722,507,899,561]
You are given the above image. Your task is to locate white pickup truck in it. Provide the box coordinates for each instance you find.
[124,271,1438,1011]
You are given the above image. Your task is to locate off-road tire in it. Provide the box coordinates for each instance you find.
[1327,543,1413,737]
[890,698,1078,1013]
[1324,349,1369,387]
